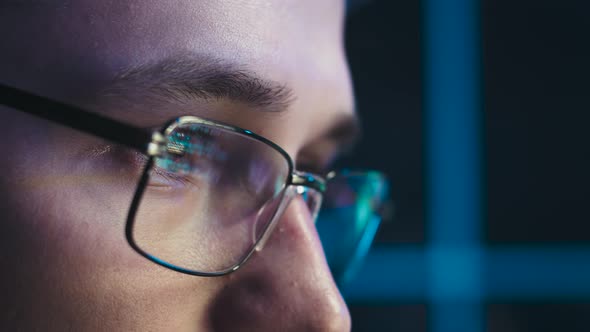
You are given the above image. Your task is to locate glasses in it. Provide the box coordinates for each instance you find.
[1,83,390,280]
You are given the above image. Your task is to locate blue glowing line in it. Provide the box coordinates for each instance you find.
[485,247,590,299]
[342,246,428,301]
[343,247,590,301]
[423,0,483,330]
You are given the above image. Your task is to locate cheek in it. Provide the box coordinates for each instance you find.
[2,152,134,263]
[0,146,222,329]
[0,150,138,327]
[0,119,150,275]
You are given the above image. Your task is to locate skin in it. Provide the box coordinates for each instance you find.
[0,0,355,331]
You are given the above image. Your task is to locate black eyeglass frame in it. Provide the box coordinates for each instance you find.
[0,83,327,277]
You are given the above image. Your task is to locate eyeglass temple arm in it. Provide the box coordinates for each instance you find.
[0,83,153,153]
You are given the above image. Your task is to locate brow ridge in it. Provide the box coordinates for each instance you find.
[103,54,295,113]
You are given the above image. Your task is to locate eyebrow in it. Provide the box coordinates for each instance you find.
[100,54,295,113]
[97,54,361,156]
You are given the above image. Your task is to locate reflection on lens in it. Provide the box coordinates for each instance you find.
[316,171,389,285]
[130,118,291,274]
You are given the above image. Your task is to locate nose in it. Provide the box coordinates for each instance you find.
[208,196,351,332]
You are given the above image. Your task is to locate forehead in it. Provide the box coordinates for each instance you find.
[2,0,355,154]
[3,0,348,101]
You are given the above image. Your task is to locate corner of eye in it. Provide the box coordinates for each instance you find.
[294,154,326,175]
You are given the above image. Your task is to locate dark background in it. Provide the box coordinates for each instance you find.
[343,0,590,330]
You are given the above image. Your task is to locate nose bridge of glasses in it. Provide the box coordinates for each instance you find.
[290,171,326,193]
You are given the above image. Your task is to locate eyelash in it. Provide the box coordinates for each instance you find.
[152,165,194,186]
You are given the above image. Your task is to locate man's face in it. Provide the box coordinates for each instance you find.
[0,0,354,331]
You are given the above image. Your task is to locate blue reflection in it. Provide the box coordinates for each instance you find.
[316,170,389,285]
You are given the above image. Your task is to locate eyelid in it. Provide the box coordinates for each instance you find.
[296,144,341,176]
[295,156,331,176]
[150,166,196,187]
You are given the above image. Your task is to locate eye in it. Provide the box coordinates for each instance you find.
[297,138,346,176]
[296,159,330,177]
[149,152,213,190]
[149,163,196,188]
[147,130,223,191]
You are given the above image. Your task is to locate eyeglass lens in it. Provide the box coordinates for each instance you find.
[131,120,291,274]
